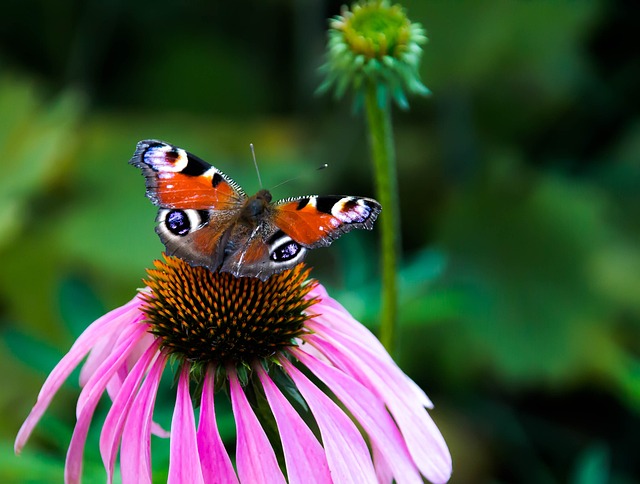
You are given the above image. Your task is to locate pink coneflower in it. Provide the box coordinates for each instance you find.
[15,255,452,483]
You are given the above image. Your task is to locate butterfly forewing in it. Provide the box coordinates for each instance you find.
[273,195,381,248]
[130,140,246,210]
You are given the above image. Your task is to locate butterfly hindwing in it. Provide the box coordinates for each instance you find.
[155,208,236,270]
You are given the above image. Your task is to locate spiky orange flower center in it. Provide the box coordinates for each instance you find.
[140,255,317,366]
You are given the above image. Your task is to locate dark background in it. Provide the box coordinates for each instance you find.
[1,0,639,482]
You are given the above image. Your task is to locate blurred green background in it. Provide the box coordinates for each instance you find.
[1,0,639,482]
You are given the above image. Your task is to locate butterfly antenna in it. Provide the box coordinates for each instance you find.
[270,163,329,191]
[250,143,263,189]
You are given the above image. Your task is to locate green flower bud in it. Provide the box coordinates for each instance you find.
[320,0,429,109]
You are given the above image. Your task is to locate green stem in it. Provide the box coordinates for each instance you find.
[364,84,399,354]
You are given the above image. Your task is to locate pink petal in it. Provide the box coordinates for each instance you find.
[111,334,168,443]
[102,329,154,403]
[373,444,394,484]
[168,365,204,484]
[79,296,147,385]
[14,297,141,454]
[307,283,329,301]
[127,330,157,369]
[65,323,148,483]
[293,348,422,484]
[108,347,165,449]
[120,352,166,484]
[79,323,122,386]
[100,341,160,483]
[197,368,238,484]
[104,367,127,402]
[79,321,152,416]
[308,304,433,409]
[307,287,429,404]
[229,370,285,484]
[309,335,452,484]
[256,365,331,484]
[151,421,171,439]
[281,359,377,484]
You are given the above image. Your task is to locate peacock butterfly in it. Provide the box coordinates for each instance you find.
[130,140,381,280]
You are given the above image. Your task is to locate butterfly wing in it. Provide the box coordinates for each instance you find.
[153,208,236,270]
[130,140,246,270]
[273,195,382,248]
[130,140,246,209]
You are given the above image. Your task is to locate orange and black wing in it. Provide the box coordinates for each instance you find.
[130,140,245,210]
[273,195,381,249]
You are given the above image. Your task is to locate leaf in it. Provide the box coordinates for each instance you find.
[2,328,65,375]
[432,173,630,386]
[58,276,106,338]
[571,443,610,484]
[0,441,65,483]
[0,76,84,250]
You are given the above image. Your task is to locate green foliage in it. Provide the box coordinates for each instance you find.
[571,443,610,484]
[436,174,622,383]
[0,78,84,251]
[0,441,65,483]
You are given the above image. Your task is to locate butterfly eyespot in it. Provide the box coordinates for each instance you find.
[270,240,303,262]
[165,210,191,236]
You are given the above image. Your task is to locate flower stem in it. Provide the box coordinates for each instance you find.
[364,82,399,354]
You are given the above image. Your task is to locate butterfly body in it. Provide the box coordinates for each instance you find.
[239,189,272,223]
[130,140,381,280]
